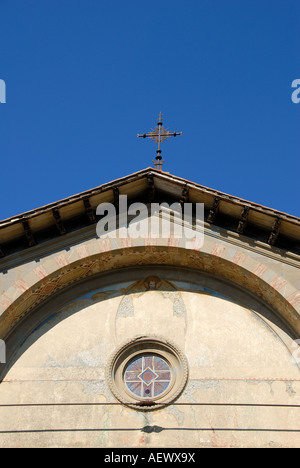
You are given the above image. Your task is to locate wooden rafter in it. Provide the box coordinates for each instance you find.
[237,206,250,234]
[207,197,220,224]
[268,217,281,246]
[83,197,96,224]
[22,218,36,247]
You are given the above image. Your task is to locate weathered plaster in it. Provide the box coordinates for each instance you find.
[0,216,299,448]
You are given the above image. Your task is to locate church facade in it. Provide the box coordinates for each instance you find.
[0,167,299,448]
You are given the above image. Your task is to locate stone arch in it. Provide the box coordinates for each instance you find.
[0,238,299,343]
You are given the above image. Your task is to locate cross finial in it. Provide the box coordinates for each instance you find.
[137,113,182,171]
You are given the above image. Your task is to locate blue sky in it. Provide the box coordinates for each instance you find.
[0,0,299,219]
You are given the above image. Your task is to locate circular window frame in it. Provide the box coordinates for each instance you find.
[106,335,189,411]
[123,352,173,401]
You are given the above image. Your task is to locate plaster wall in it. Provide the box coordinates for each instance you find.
[0,215,299,448]
[0,268,299,448]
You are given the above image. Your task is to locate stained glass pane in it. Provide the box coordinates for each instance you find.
[124,354,171,399]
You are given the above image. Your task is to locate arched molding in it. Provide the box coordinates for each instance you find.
[0,234,299,340]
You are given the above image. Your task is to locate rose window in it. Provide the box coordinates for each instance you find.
[106,335,188,410]
[124,354,171,399]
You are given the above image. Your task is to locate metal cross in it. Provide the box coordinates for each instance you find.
[137,113,182,170]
